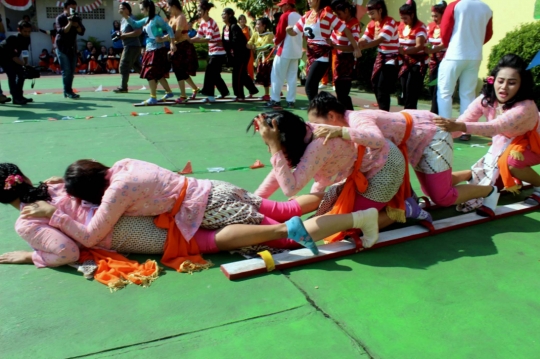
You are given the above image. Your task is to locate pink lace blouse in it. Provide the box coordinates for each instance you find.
[48,159,212,248]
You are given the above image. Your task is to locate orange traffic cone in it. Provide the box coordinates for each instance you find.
[130,112,138,116]
[164,107,173,114]
[250,160,264,169]
[179,161,193,174]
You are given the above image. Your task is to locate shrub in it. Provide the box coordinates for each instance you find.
[487,21,540,107]
[194,42,209,61]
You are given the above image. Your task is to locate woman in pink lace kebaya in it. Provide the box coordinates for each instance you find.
[251,109,407,231]
[0,160,380,267]
[308,91,499,216]
[435,54,540,212]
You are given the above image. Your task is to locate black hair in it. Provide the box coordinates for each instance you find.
[223,8,237,25]
[399,0,418,26]
[42,48,49,53]
[167,0,183,12]
[331,0,356,18]
[307,91,346,118]
[64,0,77,8]
[112,20,121,30]
[432,1,447,15]
[199,1,215,12]
[257,17,272,32]
[238,14,247,21]
[481,54,535,111]
[246,111,311,168]
[64,160,111,205]
[318,0,332,11]
[17,20,32,31]
[140,0,156,24]
[22,15,30,20]
[367,0,388,19]
[0,164,51,204]
[120,2,132,15]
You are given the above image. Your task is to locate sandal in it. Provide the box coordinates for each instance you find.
[285,217,319,255]
[459,134,472,141]
[190,88,199,100]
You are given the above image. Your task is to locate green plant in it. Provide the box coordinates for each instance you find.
[79,36,104,51]
[194,42,209,61]
[222,0,307,19]
[487,21,540,107]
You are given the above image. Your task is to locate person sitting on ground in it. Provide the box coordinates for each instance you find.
[39,49,52,70]
[106,47,120,73]
[97,45,108,71]
[86,47,101,74]
[435,54,540,212]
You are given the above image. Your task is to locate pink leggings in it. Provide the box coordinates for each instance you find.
[353,193,387,212]
[507,148,540,168]
[415,169,458,207]
[194,198,303,253]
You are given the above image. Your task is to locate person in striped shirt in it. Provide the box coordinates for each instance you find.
[425,1,447,114]
[286,0,361,101]
[328,0,360,110]
[397,0,428,110]
[358,0,399,111]
[190,1,229,102]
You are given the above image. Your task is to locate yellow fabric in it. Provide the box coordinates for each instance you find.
[258,250,276,272]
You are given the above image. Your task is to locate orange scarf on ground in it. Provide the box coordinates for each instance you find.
[385,112,413,223]
[78,178,212,291]
[498,123,540,193]
[324,144,368,244]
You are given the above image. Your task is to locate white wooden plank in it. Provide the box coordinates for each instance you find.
[222,199,539,279]
[222,241,355,275]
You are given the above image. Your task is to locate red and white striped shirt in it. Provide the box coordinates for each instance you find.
[362,16,399,54]
[331,17,361,54]
[427,22,445,52]
[294,8,345,46]
[398,21,427,53]
[196,17,225,55]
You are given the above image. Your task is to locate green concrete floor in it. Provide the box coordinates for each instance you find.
[1,73,540,359]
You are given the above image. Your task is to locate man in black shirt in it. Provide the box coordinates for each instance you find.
[55,0,85,99]
[0,21,32,105]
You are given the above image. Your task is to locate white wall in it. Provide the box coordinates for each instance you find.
[36,0,120,51]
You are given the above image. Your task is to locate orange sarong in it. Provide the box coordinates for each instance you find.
[324,144,368,244]
[385,111,413,223]
[498,123,540,193]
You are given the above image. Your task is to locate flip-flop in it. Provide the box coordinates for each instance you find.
[285,217,319,255]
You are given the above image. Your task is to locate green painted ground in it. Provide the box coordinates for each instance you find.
[1,73,539,358]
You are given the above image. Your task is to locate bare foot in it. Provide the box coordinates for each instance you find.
[0,251,33,264]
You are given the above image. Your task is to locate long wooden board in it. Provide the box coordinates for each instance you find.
[220,197,540,280]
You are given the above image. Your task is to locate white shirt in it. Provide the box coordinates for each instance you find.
[445,0,492,61]
[281,12,302,59]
